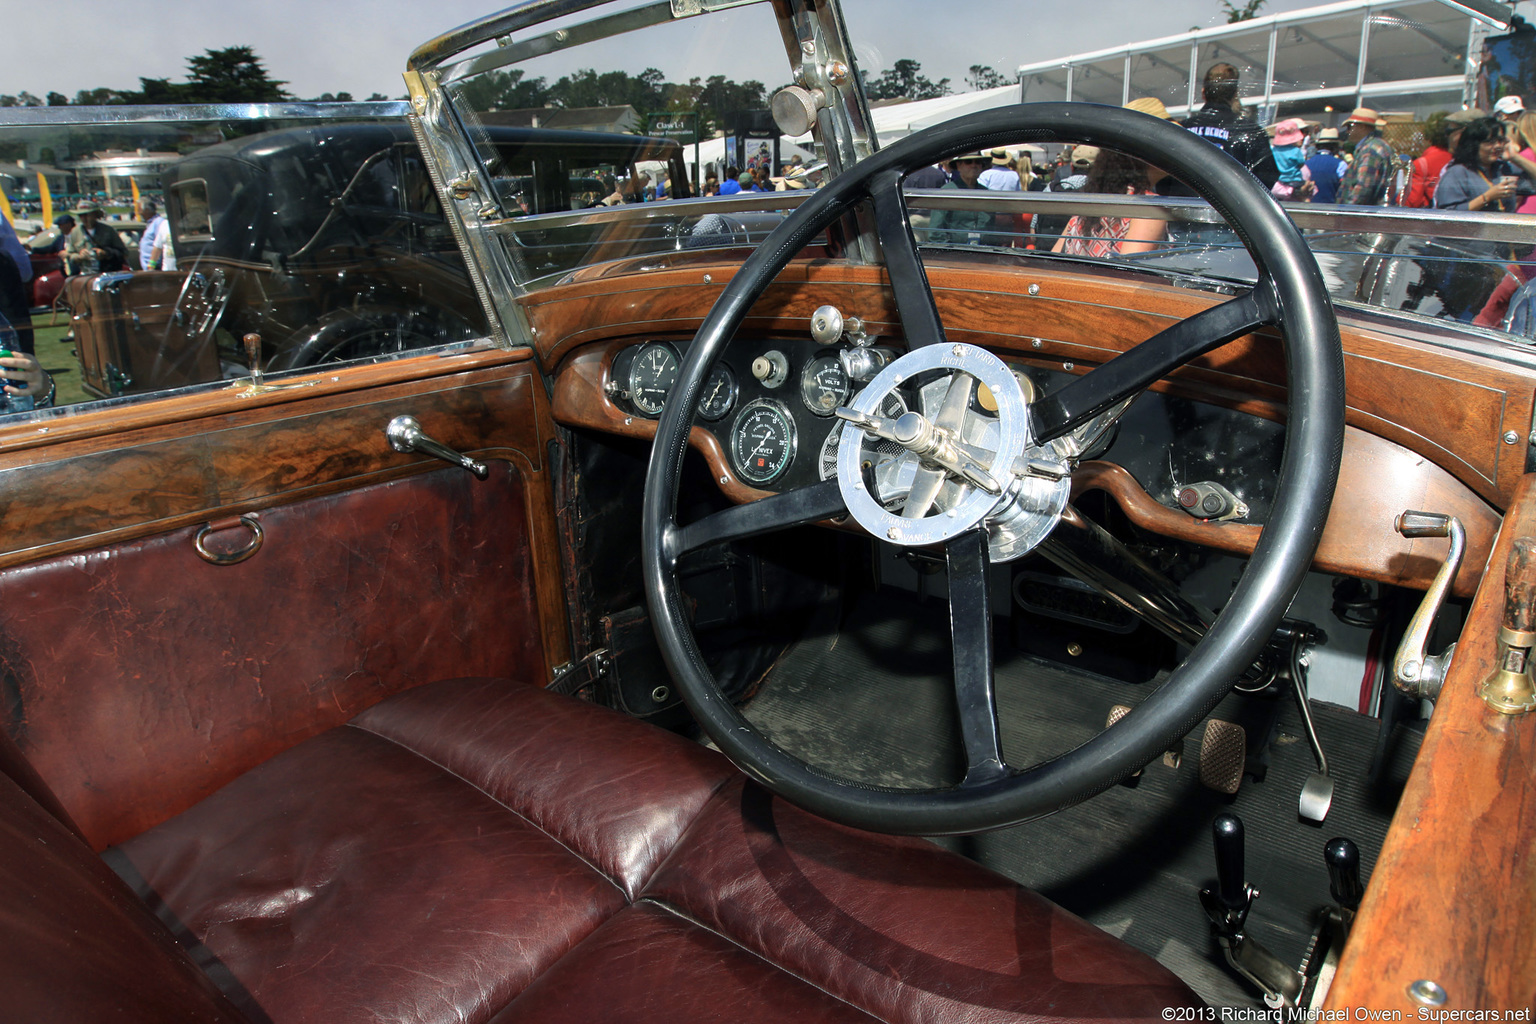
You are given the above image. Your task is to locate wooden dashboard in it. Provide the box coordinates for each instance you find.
[535,254,1515,596]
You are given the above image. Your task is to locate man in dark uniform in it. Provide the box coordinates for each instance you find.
[1168,63,1280,193]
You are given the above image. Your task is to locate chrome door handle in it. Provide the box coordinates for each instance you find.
[384,415,489,480]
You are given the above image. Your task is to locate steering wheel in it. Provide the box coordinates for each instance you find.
[641,103,1344,836]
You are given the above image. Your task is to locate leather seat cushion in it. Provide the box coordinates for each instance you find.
[112,677,1201,1024]
[112,678,737,1024]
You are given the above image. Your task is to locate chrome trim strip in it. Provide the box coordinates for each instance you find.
[485,189,1536,247]
[0,102,410,126]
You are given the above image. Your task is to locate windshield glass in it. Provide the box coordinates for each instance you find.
[412,0,1536,347]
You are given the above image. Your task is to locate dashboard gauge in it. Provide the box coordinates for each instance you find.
[627,342,679,416]
[799,355,852,416]
[698,364,738,422]
[730,399,797,486]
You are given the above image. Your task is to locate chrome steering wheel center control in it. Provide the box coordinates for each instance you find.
[834,343,1068,560]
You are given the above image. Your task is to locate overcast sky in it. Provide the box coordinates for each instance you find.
[1,0,1359,102]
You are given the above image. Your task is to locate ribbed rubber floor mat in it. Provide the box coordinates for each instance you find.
[740,591,1420,1007]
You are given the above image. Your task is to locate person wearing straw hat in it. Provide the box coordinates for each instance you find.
[1337,107,1396,205]
[1305,127,1349,204]
[978,148,1020,191]
[64,203,128,273]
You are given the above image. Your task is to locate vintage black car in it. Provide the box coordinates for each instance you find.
[0,0,1531,1021]
[66,121,689,396]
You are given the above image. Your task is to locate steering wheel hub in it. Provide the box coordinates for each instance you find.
[835,343,1066,559]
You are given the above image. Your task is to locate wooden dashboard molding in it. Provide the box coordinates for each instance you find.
[1073,427,1498,598]
[1326,474,1536,1011]
[525,259,1536,511]
[554,336,1498,595]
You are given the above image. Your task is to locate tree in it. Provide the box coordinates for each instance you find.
[181,46,290,103]
[548,67,666,111]
[46,92,69,107]
[864,59,950,101]
[966,65,1009,91]
[1220,0,1266,22]
[0,92,44,107]
[684,74,767,135]
[453,68,549,111]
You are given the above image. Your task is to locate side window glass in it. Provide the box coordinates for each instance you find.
[0,110,493,420]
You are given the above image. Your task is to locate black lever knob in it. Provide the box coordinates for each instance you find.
[1212,813,1248,911]
[1324,837,1363,910]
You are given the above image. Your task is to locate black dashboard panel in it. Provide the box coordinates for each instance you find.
[607,340,1285,526]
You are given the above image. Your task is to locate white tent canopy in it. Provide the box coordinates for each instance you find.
[861,83,1024,145]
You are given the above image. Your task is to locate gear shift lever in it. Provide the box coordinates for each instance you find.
[1200,813,1304,1007]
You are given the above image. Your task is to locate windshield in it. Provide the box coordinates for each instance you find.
[406,0,1536,347]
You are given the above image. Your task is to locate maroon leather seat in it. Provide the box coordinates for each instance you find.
[4,677,1202,1022]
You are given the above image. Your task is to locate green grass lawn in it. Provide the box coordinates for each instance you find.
[30,321,93,408]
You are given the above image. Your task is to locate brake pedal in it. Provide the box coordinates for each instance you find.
[1200,719,1247,794]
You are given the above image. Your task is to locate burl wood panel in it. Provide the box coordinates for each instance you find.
[0,466,541,851]
[1325,475,1536,1012]
[0,357,571,678]
[553,339,1499,595]
[525,258,1536,511]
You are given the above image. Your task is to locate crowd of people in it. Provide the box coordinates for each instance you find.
[887,60,1536,327]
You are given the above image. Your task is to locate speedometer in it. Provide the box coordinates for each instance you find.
[730,399,797,486]
[627,342,679,416]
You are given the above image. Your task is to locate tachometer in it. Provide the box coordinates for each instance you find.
[627,342,679,416]
[730,399,797,486]
[698,364,737,422]
[799,355,851,416]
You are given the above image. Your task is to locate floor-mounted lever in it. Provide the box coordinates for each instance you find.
[385,415,489,479]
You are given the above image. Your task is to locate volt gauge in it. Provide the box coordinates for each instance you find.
[799,355,851,416]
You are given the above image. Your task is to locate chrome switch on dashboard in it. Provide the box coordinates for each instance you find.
[1176,481,1248,522]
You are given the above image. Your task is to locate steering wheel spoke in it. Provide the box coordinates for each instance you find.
[869,169,947,350]
[663,479,847,565]
[946,530,1009,786]
[1029,279,1278,444]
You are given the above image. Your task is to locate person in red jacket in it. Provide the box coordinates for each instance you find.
[1406,108,1482,208]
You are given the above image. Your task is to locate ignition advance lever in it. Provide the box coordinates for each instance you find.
[1199,814,1304,1008]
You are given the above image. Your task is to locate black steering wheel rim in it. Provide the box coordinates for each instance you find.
[641,102,1344,835]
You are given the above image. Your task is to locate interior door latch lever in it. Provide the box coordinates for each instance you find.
[385,415,489,480]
